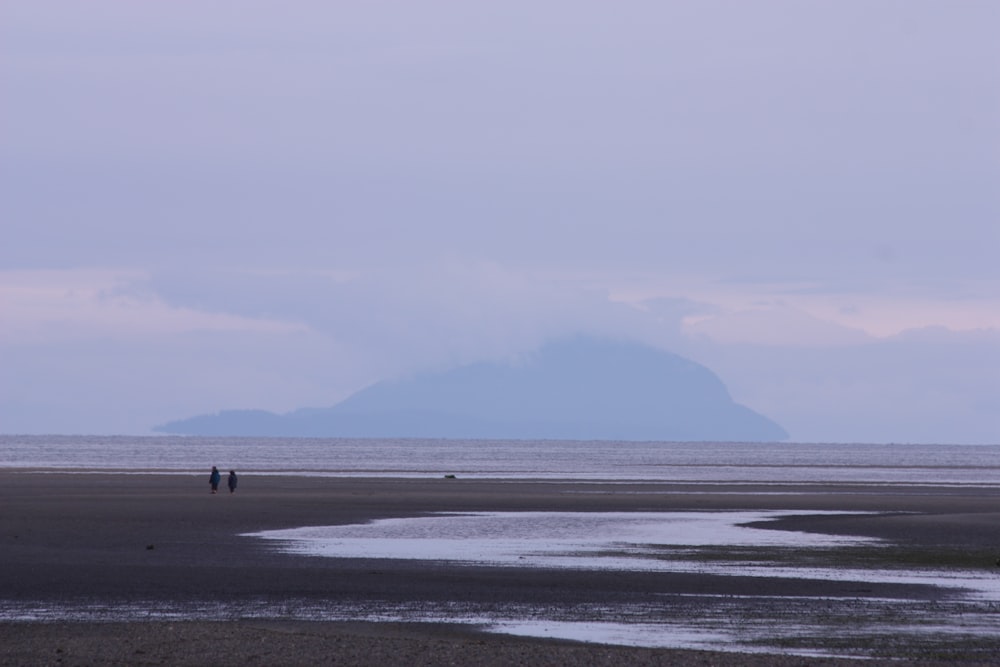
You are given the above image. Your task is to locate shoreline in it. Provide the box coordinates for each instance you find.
[0,620,900,667]
[2,471,1000,665]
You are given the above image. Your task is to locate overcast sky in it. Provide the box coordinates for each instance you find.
[2,1,998,443]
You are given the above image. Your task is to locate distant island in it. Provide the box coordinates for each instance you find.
[156,336,788,441]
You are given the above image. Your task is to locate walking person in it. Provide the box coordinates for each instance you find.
[227,470,238,494]
[209,466,221,494]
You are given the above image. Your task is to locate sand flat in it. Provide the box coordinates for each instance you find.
[2,471,999,665]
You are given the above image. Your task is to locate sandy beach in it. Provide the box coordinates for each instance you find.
[2,471,999,665]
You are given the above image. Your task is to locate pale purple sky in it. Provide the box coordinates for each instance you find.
[2,1,998,442]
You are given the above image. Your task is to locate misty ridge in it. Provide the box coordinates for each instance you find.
[157,336,788,441]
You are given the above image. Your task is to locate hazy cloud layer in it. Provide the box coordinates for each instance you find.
[1,2,997,441]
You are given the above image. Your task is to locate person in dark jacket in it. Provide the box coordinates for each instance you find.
[209,466,221,494]
[227,470,238,494]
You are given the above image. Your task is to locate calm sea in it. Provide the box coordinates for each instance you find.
[2,435,998,486]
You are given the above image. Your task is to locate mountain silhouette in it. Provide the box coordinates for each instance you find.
[156,336,788,441]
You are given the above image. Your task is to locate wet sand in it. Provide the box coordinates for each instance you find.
[2,471,999,665]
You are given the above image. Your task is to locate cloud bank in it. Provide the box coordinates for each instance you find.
[1,2,997,442]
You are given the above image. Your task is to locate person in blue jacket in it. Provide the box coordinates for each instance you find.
[227,470,238,494]
[209,466,221,494]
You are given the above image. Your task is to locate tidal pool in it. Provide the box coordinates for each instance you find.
[245,510,878,567]
[242,510,1000,655]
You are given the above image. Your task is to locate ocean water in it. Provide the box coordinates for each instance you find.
[2,435,999,485]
